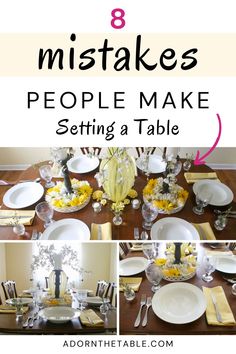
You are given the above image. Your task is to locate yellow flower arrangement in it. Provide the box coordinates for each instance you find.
[46,178,93,210]
[143,177,188,213]
[111,201,125,212]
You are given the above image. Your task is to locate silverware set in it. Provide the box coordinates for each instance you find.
[134,294,152,327]
[22,312,38,328]
[133,228,149,241]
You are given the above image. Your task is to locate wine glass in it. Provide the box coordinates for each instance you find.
[142,203,158,230]
[142,243,157,262]
[35,202,54,228]
[145,263,163,292]
[39,165,55,188]
[76,290,87,311]
[202,255,216,282]
[193,191,212,215]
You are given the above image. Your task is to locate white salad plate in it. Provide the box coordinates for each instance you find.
[152,283,206,324]
[6,298,33,306]
[39,307,80,323]
[41,219,90,240]
[119,257,148,276]
[67,155,99,174]
[215,256,236,274]
[3,182,44,209]
[151,217,200,240]
[193,180,233,206]
[85,297,110,306]
[136,155,166,174]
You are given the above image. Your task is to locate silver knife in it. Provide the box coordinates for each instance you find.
[210,290,222,322]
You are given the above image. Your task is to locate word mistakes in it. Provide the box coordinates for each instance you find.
[56,118,179,141]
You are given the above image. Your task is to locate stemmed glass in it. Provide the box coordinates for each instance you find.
[145,263,163,292]
[193,191,212,215]
[142,243,157,262]
[35,202,54,228]
[39,165,55,188]
[142,203,158,230]
[76,290,87,311]
[202,255,216,282]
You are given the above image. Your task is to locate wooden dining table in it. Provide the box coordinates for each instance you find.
[0,161,235,240]
[0,300,117,334]
[119,244,236,335]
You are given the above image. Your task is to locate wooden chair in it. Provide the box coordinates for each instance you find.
[135,147,167,160]
[106,282,116,306]
[229,243,236,251]
[80,147,102,156]
[1,280,17,300]
[0,293,2,305]
[95,280,111,298]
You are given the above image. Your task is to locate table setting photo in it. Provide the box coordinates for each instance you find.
[119,241,236,335]
[0,147,235,241]
[0,241,117,334]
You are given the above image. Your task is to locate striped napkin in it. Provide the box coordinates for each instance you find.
[184,172,219,184]
[91,222,112,240]
[203,286,236,326]
[192,222,216,240]
[0,210,35,226]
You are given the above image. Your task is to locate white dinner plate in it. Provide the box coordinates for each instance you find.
[119,257,149,276]
[67,155,99,174]
[136,155,167,174]
[39,306,80,323]
[41,218,90,240]
[193,180,234,206]
[85,296,109,306]
[216,256,236,274]
[151,217,200,240]
[152,283,206,324]
[6,297,33,306]
[3,182,44,209]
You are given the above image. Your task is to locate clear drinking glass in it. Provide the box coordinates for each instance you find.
[35,202,54,228]
[142,203,158,230]
[145,263,163,292]
[134,227,139,241]
[142,243,157,262]
[39,165,55,188]
[193,192,212,215]
[202,255,216,282]
[76,290,87,311]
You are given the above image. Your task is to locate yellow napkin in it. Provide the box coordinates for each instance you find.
[184,172,219,184]
[0,210,35,226]
[192,222,216,240]
[119,277,142,292]
[202,286,236,326]
[0,305,28,314]
[80,309,104,327]
[91,222,112,240]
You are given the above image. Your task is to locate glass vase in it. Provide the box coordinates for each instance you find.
[113,211,123,226]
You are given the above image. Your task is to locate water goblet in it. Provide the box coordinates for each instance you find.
[39,165,55,188]
[142,203,158,230]
[145,263,163,292]
[76,290,87,311]
[193,191,212,215]
[142,243,156,262]
[35,201,54,228]
[202,255,216,282]
[100,298,110,316]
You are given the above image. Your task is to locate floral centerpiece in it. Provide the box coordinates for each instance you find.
[143,177,188,214]
[45,178,93,213]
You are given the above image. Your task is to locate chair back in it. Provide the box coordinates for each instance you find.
[135,147,167,160]
[1,280,17,300]
[80,147,102,157]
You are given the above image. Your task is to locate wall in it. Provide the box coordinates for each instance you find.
[0,244,6,301]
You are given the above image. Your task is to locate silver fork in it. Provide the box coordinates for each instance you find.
[28,312,38,328]
[22,316,32,328]
[134,294,146,327]
[142,296,152,327]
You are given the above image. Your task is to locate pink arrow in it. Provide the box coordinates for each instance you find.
[194,113,222,166]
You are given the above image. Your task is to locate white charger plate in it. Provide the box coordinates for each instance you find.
[3,182,44,209]
[119,257,148,276]
[136,155,166,174]
[67,155,99,174]
[39,306,80,323]
[151,217,200,240]
[216,256,236,274]
[193,180,234,206]
[6,297,33,306]
[152,283,206,324]
[41,218,90,240]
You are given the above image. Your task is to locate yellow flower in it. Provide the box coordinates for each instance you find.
[124,198,130,205]
[153,200,174,212]
[101,199,107,206]
[163,268,181,277]
[92,190,103,201]
[127,189,138,199]
[111,201,125,212]
[177,189,189,200]
[155,258,167,266]
[80,184,93,196]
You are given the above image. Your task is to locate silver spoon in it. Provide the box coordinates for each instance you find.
[140,231,149,240]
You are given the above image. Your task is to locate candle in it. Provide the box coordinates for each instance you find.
[92,202,102,213]
[132,199,141,209]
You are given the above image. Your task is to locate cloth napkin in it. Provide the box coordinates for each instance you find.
[130,244,143,252]
[192,222,216,240]
[0,305,28,314]
[205,250,233,257]
[119,277,142,292]
[184,172,219,184]
[202,286,236,326]
[80,309,104,327]
[0,210,35,226]
[90,222,112,240]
